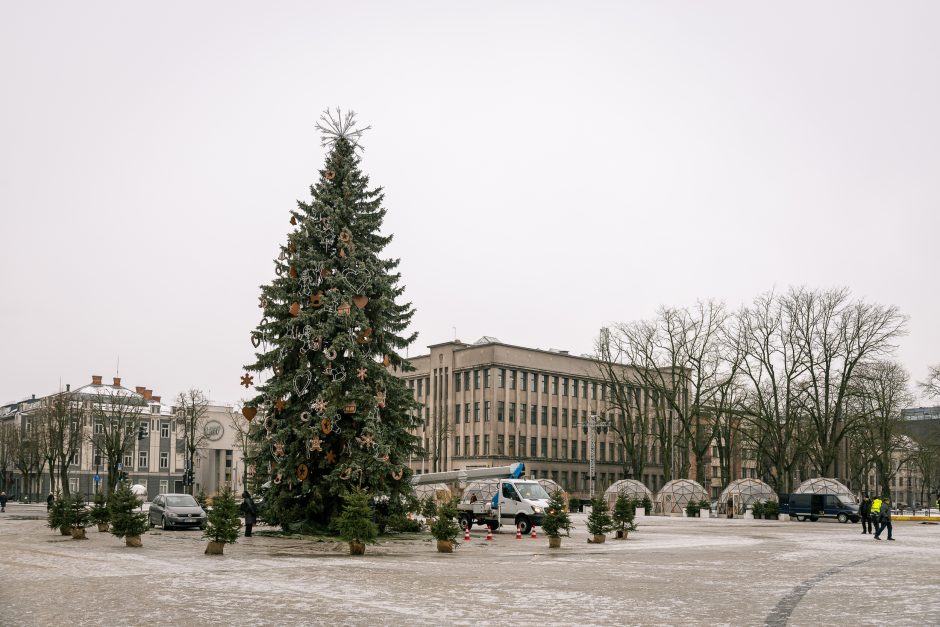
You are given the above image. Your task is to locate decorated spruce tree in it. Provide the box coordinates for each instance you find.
[204,486,241,555]
[336,488,378,555]
[109,481,148,547]
[243,110,421,531]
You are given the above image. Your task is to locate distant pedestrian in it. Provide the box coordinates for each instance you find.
[874,498,894,541]
[0,491,7,513]
[46,493,54,512]
[240,491,257,537]
[859,496,873,535]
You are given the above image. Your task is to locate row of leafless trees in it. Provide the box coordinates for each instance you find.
[0,388,213,499]
[596,286,940,498]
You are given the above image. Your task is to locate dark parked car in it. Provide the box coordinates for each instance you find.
[148,494,207,530]
[779,493,860,523]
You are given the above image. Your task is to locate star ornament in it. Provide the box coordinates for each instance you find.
[240,373,254,388]
[325,450,337,464]
[275,399,286,411]
[356,367,368,381]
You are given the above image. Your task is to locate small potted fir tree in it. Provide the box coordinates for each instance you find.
[420,495,438,529]
[586,497,614,544]
[90,491,110,532]
[204,486,241,555]
[47,493,71,536]
[336,488,378,556]
[613,493,638,539]
[542,489,572,548]
[67,494,90,540]
[109,482,148,547]
[430,498,461,553]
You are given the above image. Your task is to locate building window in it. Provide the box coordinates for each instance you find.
[509,402,516,423]
[541,407,548,425]
[498,368,505,388]
[464,436,470,456]
[520,371,527,391]
[160,452,169,469]
[508,435,516,456]
[599,443,606,461]
[497,401,504,422]
[551,439,558,458]
[454,437,460,456]
[551,376,558,395]
[591,382,597,400]
[455,404,461,423]
[530,405,537,424]
[581,441,587,460]
[562,408,568,427]
[474,435,480,455]
[540,374,547,393]
[138,451,148,469]
[562,378,569,396]
[464,403,470,423]
[551,407,558,426]
[94,422,103,434]
[69,477,79,493]
[484,369,490,389]
[497,434,504,455]
[139,421,149,437]
[561,440,568,458]
[124,454,133,468]
[509,370,516,390]
[159,479,169,494]
[484,401,491,422]
[484,435,490,455]
[712,466,719,478]
[540,438,548,457]
[161,422,169,438]
[455,373,461,392]
[530,437,537,457]
[474,370,481,390]
[464,371,471,390]
[474,402,480,422]
[417,379,423,397]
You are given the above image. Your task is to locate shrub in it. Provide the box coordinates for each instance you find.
[336,488,378,546]
[109,482,148,539]
[542,490,573,538]
[763,501,779,519]
[47,493,68,532]
[751,500,765,518]
[568,497,581,513]
[429,498,461,545]
[613,493,637,533]
[642,495,653,515]
[195,490,209,510]
[89,491,110,525]
[204,486,241,545]
[420,495,438,520]
[586,497,614,536]
[386,515,423,533]
[685,501,700,517]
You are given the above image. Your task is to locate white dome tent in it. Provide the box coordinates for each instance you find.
[718,478,778,515]
[603,479,653,509]
[795,478,855,501]
[655,479,708,515]
[413,483,452,504]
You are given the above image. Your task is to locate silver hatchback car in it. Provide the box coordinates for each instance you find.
[148,493,207,530]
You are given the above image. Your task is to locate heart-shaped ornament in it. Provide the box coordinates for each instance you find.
[341,265,370,294]
[352,295,369,309]
[242,406,257,421]
[294,369,312,397]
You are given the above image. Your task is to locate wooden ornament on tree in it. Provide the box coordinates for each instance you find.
[242,406,257,421]
[310,291,323,307]
[296,464,309,481]
[290,302,301,317]
[343,402,357,414]
[352,295,369,309]
[240,374,254,388]
[337,302,351,316]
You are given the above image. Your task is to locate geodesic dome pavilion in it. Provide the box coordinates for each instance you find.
[794,478,854,501]
[603,479,653,509]
[413,483,452,504]
[655,479,708,514]
[718,478,777,514]
[535,478,566,501]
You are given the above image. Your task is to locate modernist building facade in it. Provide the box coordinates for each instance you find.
[400,337,677,498]
[0,375,245,500]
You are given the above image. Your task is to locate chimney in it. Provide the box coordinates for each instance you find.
[92,375,102,385]
[113,377,122,387]
[143,389,153,400]
[66,384,70,392]
[135,386,146,395]
[152,395,161,403]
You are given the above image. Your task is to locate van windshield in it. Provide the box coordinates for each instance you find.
[515,483,549,500]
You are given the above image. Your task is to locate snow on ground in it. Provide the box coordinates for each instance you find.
[1,505,939,626]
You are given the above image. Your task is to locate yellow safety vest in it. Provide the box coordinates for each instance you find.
[871,499,882,515]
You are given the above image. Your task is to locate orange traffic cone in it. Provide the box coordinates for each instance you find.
[516,525,522,540]
[486,527,493,541]
[530,526,537,539]
[464,527,470,542]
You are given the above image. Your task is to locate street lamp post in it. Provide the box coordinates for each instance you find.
[575,414,610,500]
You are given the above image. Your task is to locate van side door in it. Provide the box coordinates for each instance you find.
[499,482,521,520]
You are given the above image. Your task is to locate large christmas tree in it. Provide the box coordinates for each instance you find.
[243,110,421,531]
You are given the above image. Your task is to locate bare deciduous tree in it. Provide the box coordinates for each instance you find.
[919,364,940,401]
[90,388,145,494]
[174,389,210,495]
[35,392,86,496]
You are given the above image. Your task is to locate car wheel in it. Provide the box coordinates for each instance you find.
[162,516,171,531]
[837,513,848,523]
[809,516,819,522]
[515,515,531,535]
[796,515,806,522]
[487,521,500,532]
[459,515,472,531]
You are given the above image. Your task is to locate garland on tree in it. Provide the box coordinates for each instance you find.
[243,109,422,531]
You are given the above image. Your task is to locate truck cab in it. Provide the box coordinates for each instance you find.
[458,479,550,534]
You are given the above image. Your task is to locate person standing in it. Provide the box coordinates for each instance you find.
[874,497,894,541]
[46,493,54,512]
[859,496,872,535]
[240,491,257,537]
[0,491,7,513]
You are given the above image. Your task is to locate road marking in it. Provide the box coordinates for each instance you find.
[764,558,870,627]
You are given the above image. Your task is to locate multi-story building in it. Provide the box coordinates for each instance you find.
[0,375,244,500]
[400,337,676,498]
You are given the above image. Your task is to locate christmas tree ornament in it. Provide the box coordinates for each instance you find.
[337,302,351,316]
[250,332,262,348]
[258,296,268,310]
[356,328,372,344]
[330,366,346,383]
[275,398,286,411]
[240,374,254,388]
[275,265,284,276]
[312,398,328,415]
[296,464,309,481]
[325,451,337,464]
[273,365,284,376]
[310,291,323,307]
[242,406,257,421]
[290,215,297,226]
[343,348,353,358]
[338,247,346,259]
[300,411,311,423]
[352,295,369,309]
[325,169,336,180]
[321,418,333,435]
[339,228,352,244]
[339,466,353,480]
[383,355,391,368]
[356,433,375,449]
[274,473,283,484]
[289,266,298,279]
[375,391,386,408]
[293,370,312,396]
[289,302,301,317]
[343,402,357,414]
[341,265,370,294]
[288,242,297,254]
[356,367,367,381]
[323,347,337,361]
[272,441,286,460]
[308,437,322,453]
[311,336,323,351]
[390,468,403,481]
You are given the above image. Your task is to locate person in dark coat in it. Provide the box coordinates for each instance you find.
[240,491,257,537]
[859,496,872,534]
[874,498,894,541]
[0,491,8,513]
[46,493,54,511]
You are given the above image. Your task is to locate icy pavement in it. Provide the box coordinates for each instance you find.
[1,504,938,626]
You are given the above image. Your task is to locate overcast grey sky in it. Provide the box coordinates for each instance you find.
[2,1,938,406]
